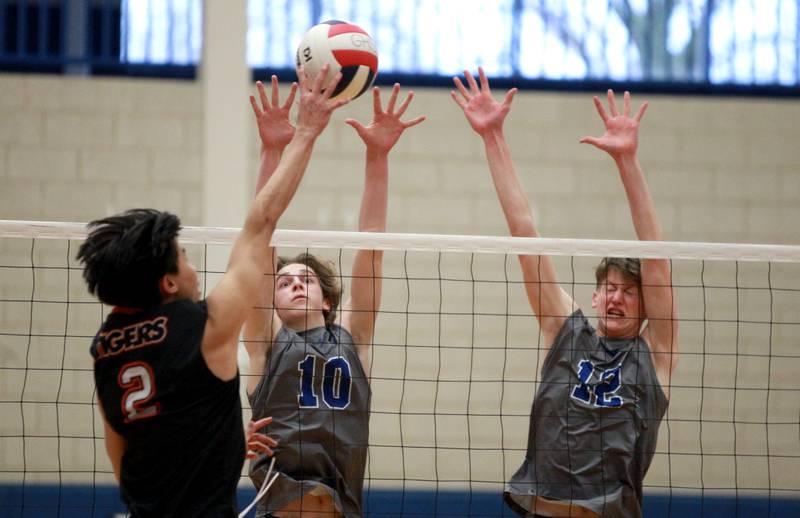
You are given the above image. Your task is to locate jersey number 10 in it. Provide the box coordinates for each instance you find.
[297,355,353,410]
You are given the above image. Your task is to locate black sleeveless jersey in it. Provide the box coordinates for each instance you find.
[91,300,245,518]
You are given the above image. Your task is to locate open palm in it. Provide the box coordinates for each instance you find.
[580,90,648,158]
[346,84,425,153]
[451,67,516,136]
[250,75,297,149]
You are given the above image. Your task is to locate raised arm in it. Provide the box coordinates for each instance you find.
[341,84,425,373]
[580,90,679,382]
[203,65,347,381]
[451,68,574,347]
[242,77,298,394]
[251,76,298,192]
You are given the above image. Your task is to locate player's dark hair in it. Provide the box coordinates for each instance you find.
[595,257,642,289]
[277,253,342,326]
[77,209,181,308]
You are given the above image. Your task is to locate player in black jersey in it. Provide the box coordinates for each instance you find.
[80,65,348,518]
[451,69,679,517]
[241,78,424,517]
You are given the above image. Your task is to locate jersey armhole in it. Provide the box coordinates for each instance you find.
[540,309,585,373]
[639,332,670,405]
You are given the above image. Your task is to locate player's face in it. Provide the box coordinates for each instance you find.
[173,245,201,302]
[274,263,329,329]
[591,268,643,339]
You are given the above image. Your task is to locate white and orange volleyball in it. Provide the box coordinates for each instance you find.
[295,20,378,101]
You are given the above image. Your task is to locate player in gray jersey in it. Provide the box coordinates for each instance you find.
[451,69,679,517]
[243,77,425,517]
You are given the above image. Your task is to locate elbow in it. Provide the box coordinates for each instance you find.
[245,204,278,237]
[359,225,386,234]
[262,213,278,235]
[256,201,279,231]
[508,217,537,238]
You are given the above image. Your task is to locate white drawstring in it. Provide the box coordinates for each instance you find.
[238,457,279,518]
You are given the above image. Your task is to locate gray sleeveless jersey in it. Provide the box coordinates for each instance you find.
[505,310,668,518]
[248,324,371,517]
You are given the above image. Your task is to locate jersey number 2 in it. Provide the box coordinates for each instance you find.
[298,355,352,410]
[118,362,160,423]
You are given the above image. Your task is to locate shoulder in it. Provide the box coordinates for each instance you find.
[540,309,592,367]
[164,298,208,316]
[161,299,208,328]
[551,309,591,344]
[274,324,291,338]
[328,323,355,343]
[633,332,665,375]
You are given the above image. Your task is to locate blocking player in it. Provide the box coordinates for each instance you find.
[451,68,679,518]
[243,77,424,517]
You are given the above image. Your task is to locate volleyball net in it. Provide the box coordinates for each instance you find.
[1,220,799,517]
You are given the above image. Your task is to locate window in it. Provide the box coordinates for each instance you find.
[3,0,798,92]
[0,0,199,77]
[121,0,201,65]
[245,0,800,89]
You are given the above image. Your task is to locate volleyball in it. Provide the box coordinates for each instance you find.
[295,20,378,102]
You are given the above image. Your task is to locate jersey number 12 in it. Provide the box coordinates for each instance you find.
[570,360,623,408]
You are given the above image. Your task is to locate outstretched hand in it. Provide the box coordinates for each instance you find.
[345,83,426,154]
[294,64,350,139]
[580,89,648,159]
[250,76,298,151]
[245,416,278,460]
[451,67,517,136]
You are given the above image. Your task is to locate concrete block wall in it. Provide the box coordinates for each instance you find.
[3,73,797,244]
[1,73,799,496]
[0,74,203,224]
[270,86,800,244]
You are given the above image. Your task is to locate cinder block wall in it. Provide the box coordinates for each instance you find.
[1,73,799,495]
[0,75,203,224]
[278,85,800,244]
[2,73,798,244]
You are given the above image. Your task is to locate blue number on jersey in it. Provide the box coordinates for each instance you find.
[570,360,623,408]
[297,355,353,410]
[297,355,319,408]
[571,359,595,404]
[322,357,352,409]
[595,365,623,407]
